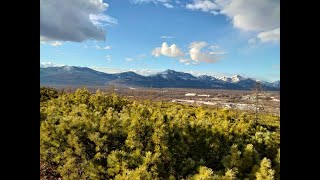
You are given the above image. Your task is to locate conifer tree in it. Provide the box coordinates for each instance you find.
[256,157,275,180]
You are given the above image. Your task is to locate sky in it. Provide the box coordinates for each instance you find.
[40,0,280,82]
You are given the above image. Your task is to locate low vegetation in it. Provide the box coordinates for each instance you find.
[40,87,280,180]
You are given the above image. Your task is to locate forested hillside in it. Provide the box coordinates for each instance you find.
[40,87,280,180]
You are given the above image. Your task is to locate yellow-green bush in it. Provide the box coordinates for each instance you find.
[40,88,280,179]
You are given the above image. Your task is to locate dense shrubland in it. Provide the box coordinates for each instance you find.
[40,87,280,180]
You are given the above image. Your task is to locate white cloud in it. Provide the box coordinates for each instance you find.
[257,28,280,43]
[179,58,191,65]
[49,41,62,47]
[186,0,220,14]
[163,3,174,8]
[152,41,224,64]
[209,51,228,55]
[248,28,280,44]
[152,42,184,58]
[189,41,220,63]
[89,14,118,26]
[160,35,175,39]
[132,0,174,8]
[219,0,279,32]
[40,0,116,42]
[179,58,199,65]
[186,0,280,44]
[95,45,111,50]
[40,62,64,68]
[105,55,112,61]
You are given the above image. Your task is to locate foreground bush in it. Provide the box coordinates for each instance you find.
[40,88,280,179]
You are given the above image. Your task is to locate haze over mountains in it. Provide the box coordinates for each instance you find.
[40,66,280,91]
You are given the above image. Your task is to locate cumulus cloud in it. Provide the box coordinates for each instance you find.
[189,41,220,63]
[152,41,224,64]
[95,45,111,50]
[186,0,280,43]
[40,0,117,42]
[152,42,184,58]
[221,0,279,32]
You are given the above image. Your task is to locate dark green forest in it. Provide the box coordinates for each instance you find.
[40,87,280,180]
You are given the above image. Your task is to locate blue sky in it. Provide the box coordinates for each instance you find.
[40,0,280,82]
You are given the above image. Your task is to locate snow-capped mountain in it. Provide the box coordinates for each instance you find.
[218,75,248,83]
[197,75,218,81]
[218,76,232,83]
[40,66,280,90]
[231,75,247,83]
[152,69,197,80]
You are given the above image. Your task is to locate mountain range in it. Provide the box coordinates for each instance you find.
[40,66,280,91]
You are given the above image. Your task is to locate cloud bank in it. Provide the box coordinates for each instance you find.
[186,0,280,43]
[40,0,117,42]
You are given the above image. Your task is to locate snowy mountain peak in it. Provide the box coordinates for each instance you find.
[231,75,246,82]
[218,76,232,82]
[154,69,196,80]
[41,66,280,90]
[62,65,74,71]
[163,69,175,74]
